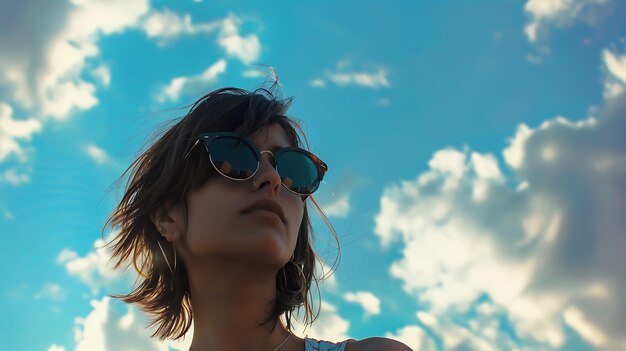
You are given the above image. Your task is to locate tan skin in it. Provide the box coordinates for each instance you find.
[152,123,304,351]
[153,123,412,351]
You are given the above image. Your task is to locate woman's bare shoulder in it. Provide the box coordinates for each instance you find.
[345,337,413,351]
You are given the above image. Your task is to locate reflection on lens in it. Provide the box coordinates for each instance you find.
[210,137,257,179]
[217,161,232,174]
[278,151,319,194]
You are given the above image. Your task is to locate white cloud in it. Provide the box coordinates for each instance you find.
[415,306,533,351]
[0,103,42,163]
[374,88,626,350]
[69,0,149,35]
[320,195,350,218]
[218,16,261,64]
[310,79,326,88]
[0,168,31,185]
[470,152,505,202]
[141,8,220,45]
[142,9,195,39]
[523,0,609,43]
[470,153,504,181]
[602,48,626,98]
[1,4,262,173]
[156,59,227,103]
[502,123,534,169]
[57,231,128,295]
[0,0,148,173]
[385,325,436,351]
[312,61,391,89]
[57,232,193,350]
[328,69,390,88]
[288,300,352,342]
[0,0,149,119]
[428,147,467,178]
[315,171,367,220]
[343,291,381,317]
[57,248,79,264]
[1,5,264,179]
[47,345,65,351]
[73,296,185,351]
[85,143,111,165]
[91,65,111,87]
[34,282,67,301]
[39,80,98,121]
[141,11,260,64]
[242,69,266,78]
[0,0,165,203]
[563,306,611,349]
[603,49,626,83]
[604,80,625,99]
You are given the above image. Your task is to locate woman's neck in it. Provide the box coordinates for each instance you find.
[186,259,304,351]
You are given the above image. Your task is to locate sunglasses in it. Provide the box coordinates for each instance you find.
[184,132,328,196]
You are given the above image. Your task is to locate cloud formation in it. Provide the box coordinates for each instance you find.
[374,53,626,350]
[523,0,610,43]
[141,11,260,64]
[412,307,523,351]
[141,8,220,44]
[385,324,436,351]
[155,59,227,103]
[327,69,390,88]
[343,291,381,317]
[0,0,149,184]
[85,144,112,165]
[57,232,128,295]
[0,3,260,177]
[0,4,259,117]
[288,301,352,341]
[0,0,149,120]
[311,61,390,89]
[72,296,186,351]
[0,102,40,185]
[33,282,67,301]
[602,48,626,98]
[218,16,261,64]
[0,103,42,163]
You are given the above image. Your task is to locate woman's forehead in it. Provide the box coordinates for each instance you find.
[248,123,293,149]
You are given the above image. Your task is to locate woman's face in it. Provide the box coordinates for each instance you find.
[180,123,305,269]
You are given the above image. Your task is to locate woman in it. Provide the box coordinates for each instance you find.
[104,87,412,351]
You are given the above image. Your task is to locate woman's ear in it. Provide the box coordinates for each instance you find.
[150,202,184,242]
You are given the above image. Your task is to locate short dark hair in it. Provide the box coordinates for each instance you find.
[102,87,339,340]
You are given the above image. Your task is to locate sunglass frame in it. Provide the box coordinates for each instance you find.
[184,132,328,195]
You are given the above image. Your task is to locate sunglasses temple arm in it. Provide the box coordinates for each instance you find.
[184,140,200,159]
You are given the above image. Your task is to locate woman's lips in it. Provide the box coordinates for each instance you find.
[244,209,284,223]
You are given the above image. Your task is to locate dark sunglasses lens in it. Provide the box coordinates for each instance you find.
[277,151,320,194]
[209,137,257,179]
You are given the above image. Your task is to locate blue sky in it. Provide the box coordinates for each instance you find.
[1,0,625,350]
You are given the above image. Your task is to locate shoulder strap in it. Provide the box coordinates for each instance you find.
[304,337,353,351]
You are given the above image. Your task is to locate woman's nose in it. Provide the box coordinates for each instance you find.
[254,150,281,191]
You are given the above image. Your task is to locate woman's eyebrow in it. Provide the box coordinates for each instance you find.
[259,144,291,152]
